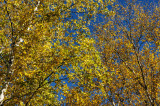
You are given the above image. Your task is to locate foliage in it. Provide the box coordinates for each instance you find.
[0,0,159,106]
[0,0,113,105]
[92,1,160,105]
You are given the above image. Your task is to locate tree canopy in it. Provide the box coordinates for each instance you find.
[0,0,159,105]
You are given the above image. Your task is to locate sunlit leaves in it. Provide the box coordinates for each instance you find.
[0,0,114,105]
[93,1,160,105]
[2,0,159,105]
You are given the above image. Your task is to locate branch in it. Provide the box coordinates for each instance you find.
[126,4,154,105]
[25,62,64,106]
[0,0,15,105]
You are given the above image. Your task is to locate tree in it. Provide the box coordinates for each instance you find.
[60,1,160,106]
[1,0,159,106]
[92,1,159,105]
[0,0,114,105]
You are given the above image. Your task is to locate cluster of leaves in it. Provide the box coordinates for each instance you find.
[0,0,114,105]
[91,1,160,105]
[0,0,159,105]
[61,1,160,106]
